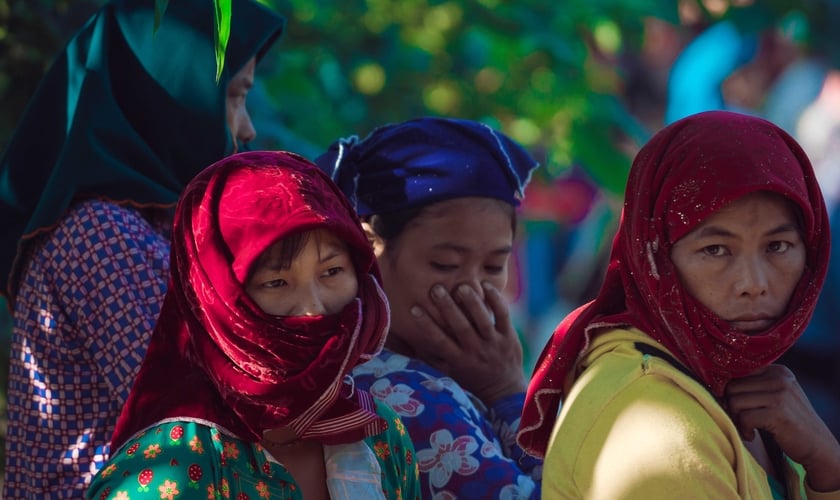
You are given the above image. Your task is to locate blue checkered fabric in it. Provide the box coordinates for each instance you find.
[3,199,170,498]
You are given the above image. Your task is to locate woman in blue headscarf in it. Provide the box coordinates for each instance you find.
[0,0,283,497]
[316,117,543,499]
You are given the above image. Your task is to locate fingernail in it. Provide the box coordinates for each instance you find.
[432,285,446,299]
[410,306,423,317]
[458,284,471,298]
[481,281,493,291]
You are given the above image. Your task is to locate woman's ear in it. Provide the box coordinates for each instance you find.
[361,217,386,258]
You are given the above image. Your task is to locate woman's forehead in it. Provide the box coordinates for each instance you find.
[685,191,803,236]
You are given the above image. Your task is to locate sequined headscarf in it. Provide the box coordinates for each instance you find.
[314,116,539,216]
[518,111,830,458]
[110,151,390,451]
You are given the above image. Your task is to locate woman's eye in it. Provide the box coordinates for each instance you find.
[263,278,286,289]
[768,241,792,253]
[431,262,457,272]
[701,245,726,257]
[323,266,344,277]
[485,265,504,275]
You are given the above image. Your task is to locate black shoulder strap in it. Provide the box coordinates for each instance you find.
[633,342,697,382]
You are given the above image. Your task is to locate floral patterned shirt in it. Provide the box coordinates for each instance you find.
[352,349,542,499]
[86,402,419,500]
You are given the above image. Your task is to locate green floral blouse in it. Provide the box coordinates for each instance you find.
[87,402,419,500]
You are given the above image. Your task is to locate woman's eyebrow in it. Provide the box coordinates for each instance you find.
[431,242,513,255]
[765,222,800,236]
[319,244,347,263]
[694,222,799,239]
[694,226,737,239]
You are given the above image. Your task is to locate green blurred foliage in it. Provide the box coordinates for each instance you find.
[253,0,678,191]
[245,0,840,192]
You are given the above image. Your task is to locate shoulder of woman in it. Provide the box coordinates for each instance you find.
[545,368,744,497]
[90,420,231,498]
[59,199,169,247]
[566,329,731,436]
[547,348,742,493]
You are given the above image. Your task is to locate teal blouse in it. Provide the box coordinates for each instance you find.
[87,402,419,500]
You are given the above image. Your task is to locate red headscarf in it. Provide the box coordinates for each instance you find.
[111,151,390,451]
[518,111,830,458]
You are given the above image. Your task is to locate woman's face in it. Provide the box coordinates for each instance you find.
[226,57,257,147]
[245,229,358,317]
[375,197,514,342]
[670,191,806,333]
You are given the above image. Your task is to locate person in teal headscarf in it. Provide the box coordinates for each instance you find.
[0,0,284,497]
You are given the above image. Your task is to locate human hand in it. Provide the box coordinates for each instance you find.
[725,364,840,491]
[404,281,526,406]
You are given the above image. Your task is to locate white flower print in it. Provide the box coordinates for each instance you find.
[353,352,410,378]
[368,378,425,417]
[416,429,480,488]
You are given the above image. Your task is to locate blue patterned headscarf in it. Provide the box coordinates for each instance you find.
[314,117,539,216]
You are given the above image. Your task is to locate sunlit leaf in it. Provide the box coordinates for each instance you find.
[214,0,232,82]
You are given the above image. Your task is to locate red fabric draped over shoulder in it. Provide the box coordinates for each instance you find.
[111,151,390,451]
[518,111,830,458]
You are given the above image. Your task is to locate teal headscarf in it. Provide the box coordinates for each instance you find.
[0,0,284,299]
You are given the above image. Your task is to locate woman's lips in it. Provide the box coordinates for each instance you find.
[729,318,775,332]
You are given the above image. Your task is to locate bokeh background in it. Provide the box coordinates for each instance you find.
[3,0,840,480]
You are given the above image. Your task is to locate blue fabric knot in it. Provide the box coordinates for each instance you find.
[315,117,539,216]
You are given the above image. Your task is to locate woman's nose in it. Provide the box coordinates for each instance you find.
[236,110,256,145]
[451,272,486,301]
[734,257,769,297]
[293,286,327,317]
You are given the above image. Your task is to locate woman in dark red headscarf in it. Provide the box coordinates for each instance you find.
[518,111,840,497]
[87,151,419,500]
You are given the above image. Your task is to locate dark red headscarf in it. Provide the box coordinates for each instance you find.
[111,151,390,451]
[518,111,830,458]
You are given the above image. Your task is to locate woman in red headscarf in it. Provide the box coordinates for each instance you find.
[87,151,419,500]
[518,111,840,497]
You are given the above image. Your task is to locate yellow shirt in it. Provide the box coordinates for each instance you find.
[542,327,840,499]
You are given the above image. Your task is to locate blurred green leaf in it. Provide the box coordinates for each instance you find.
[214,0,231,82]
